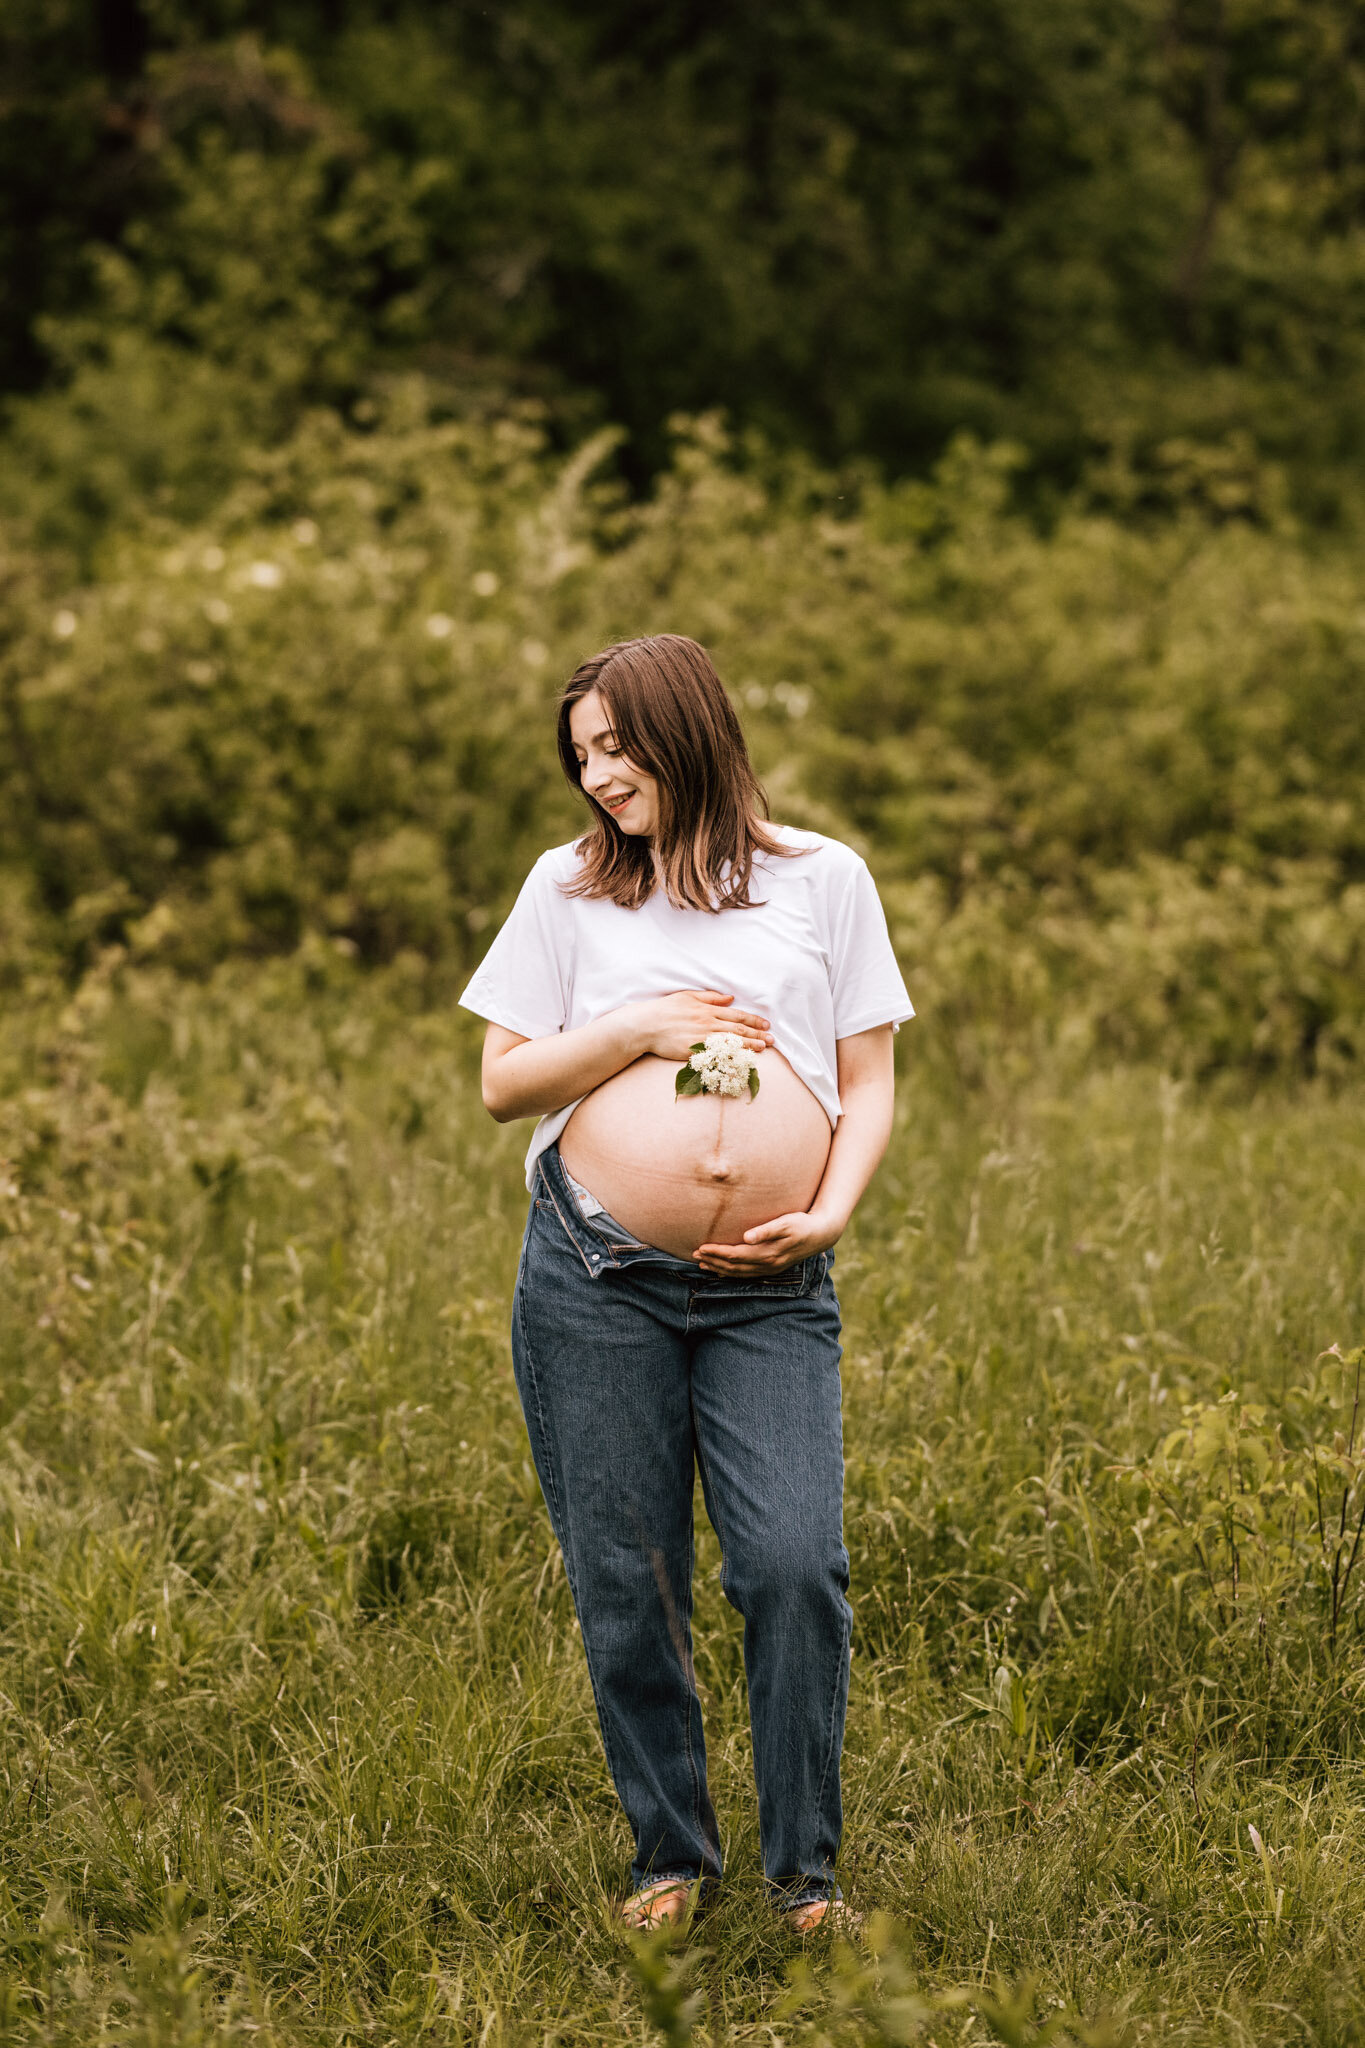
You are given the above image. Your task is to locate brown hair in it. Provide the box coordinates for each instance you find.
[555,634,798,911]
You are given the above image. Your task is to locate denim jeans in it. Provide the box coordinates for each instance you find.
[510,1138,851,1907]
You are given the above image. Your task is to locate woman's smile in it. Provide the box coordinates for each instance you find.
[568,688,661,835]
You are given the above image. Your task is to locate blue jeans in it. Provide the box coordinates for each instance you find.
[510,1139,851,1907]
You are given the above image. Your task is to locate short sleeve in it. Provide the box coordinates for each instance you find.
[458,853,571,1041]
[828,853,915,1039]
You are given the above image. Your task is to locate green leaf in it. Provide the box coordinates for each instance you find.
[689,1042,707,1054]
[675,1067,703,1097]
[747,1067,760,1099]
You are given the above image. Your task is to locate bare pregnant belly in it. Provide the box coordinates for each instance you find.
[557,1047,833,1260]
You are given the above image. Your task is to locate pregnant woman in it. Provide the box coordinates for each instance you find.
[459,634,914,1934]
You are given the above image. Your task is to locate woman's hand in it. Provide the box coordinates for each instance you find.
[621,989,773,1063]
[690,1028,897,1273]
[480,991,772,1123]
[691,1208,845,1277]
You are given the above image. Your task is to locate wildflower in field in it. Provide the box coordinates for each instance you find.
[248,560,283,588]
[675,1031,761,1100]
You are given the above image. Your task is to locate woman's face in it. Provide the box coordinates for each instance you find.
[568,688,660,838]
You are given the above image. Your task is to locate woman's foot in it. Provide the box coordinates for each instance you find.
[618,1877,696,1930]
[782,1896,863,1937]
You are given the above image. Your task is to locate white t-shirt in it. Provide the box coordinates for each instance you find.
[458,825,915,1189]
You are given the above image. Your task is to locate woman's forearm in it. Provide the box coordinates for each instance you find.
[483,991,774,1124]
[483,1011,645,1122]
[808,1070,896,1236]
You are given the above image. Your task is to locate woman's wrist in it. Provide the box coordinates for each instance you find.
[808,1203,850,1244]
[605,1000,651,1063]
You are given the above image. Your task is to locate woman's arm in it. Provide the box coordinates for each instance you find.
[692,1024,896,1275]
[480,991,774,1123]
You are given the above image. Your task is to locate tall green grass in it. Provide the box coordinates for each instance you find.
[2,959,1363,2043]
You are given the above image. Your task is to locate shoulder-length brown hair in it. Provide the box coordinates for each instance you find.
[556,634,798,911]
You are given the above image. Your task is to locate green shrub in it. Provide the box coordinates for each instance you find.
[3,392,1364,1076]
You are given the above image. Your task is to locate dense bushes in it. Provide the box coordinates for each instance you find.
[2,391,1363,1077]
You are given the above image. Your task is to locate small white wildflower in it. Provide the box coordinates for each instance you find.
[204,598,232,625]
[471,570,500,597]
[520,638,548,667]
[52,609,78,639]
[425,613,455,639]
[681,1032,760,1099]
[292,519,319,545]
[248,560,283,589]
[200,545,226,572]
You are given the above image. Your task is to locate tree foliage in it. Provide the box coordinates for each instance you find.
[4,0,1365,521]
[2,1,1364,1083]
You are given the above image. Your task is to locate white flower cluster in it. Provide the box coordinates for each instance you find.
[689,1032,759,1097]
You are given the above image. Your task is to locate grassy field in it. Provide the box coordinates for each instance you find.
[2,956,1364,2046]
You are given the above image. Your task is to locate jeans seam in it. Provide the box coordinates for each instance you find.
[678,1518,711,1867]
[691,1423,727,1603]
[538,1163,597,1277]
[581,1213,634,1263]
[685,1403,723,1872]
[513,1273,566,1542]
[811,1575,851,1854]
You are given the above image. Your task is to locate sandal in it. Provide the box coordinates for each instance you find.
[782,1896,864,1937]
[618,1876,697,1931]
